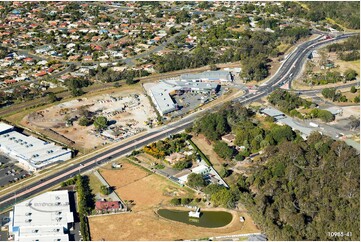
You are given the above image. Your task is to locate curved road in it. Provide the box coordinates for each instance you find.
[0,32,357,212]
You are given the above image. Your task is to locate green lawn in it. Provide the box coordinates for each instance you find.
[87,172,103,195]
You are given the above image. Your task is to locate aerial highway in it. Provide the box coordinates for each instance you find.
[0,32,357,212]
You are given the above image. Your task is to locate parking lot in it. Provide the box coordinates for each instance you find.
[170,86,229,118]
[0,155,31,188]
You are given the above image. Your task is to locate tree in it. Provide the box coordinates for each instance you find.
[69,63,76,71]
[78,116,91,126]
[344,69,358,81]
[204,184,224,195]
[354,96,360,103]
[126,75,136,85]
[270,125,295,144]
[209,63,218,71]
[168,26,177,35]
[321,87,337,101]
[173,160,191,170]
[350,86,357,93]
[100,185,111,195]
[210,188,233,207]
[48,92,58,102]
[240,136,360,240]
[180,197,191,205]
[187,173,206,189]
[213,141,233,160]
[170,198,181,205]
[71,88,84,97]
[94,116,108,130]
[175,10,191,24]
[312,109,335,122]
[219,167,229,178]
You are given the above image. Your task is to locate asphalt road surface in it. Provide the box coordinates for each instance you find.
[0,32,357,212]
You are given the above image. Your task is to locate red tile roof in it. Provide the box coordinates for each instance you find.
[4,80,17,84]
[23,57,34,62]
[95,201,120,210]
[35,71,47,77]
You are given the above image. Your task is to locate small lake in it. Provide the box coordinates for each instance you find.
[157,209,233,228]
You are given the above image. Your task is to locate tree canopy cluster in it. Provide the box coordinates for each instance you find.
[192,103,299,161]
[309,109,335,123]
[327,36,360,61]
[187,173,206,189]
[267,89,312,113]
[238,132,360,240]
[321,87,357,104]
[268,89,335,122]
[64,77,92,97]
[76,175,94,241]
[143,133,192,159]
[304,69,357,86]
[152,26,310,82]
[93,116,108,131]
[91,67,149,83]
[304,1,360,29]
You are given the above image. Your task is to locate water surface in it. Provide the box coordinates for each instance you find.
[157,209,233,228]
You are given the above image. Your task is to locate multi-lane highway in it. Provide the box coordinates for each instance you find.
[0,32,357,212]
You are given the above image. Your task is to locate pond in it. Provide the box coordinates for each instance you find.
[157,209,233,228]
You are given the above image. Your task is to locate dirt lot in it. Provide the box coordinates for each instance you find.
[20,88,157,151]
[335,105,360,120]
[98,161,190,211]
[89,161,260,241]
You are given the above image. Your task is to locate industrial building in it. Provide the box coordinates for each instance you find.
[148,77,219,116]
[9,190,74,242]
[0,122,72,171]
[180,70,233,82]
[148,82,179,116]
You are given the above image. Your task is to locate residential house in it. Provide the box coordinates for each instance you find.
[165,152,186,164]
[221,133,236,146]
[95,201,123,213]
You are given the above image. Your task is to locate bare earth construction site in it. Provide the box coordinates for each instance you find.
[21,89,157,151]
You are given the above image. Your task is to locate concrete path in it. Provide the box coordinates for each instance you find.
[93,170,120,202]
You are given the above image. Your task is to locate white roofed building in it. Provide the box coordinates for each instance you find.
[148,82,178,116]
[148,79,218,116]
[9,190,74,242]
[0,122,14,134]
[180,70,233,82]
[0,122,72,171]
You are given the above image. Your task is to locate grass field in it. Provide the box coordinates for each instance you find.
[334,59,360,75]
[191,134,227,172]
[88,160,260,241]
[87,172,103,195]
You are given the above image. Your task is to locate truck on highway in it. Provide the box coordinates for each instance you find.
[309,122,319,128]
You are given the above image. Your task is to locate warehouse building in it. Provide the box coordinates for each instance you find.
[0,122,72,171]
[9,190,74,242]
[148,82,179,116]
[180,70,233,82]
[148,79,218,116]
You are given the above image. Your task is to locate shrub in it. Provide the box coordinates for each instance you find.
[170,198,181,205]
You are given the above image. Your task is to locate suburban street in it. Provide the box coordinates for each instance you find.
[0,32,357,212]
